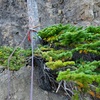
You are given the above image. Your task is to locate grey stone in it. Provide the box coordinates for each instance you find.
[0,0,29,48]
[1,0,99,41]
[0,66,65,100]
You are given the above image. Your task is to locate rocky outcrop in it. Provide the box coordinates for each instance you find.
[0,0,100,47]
[0,0,29,48]
[38,0,100,28]
[0,66,65,100]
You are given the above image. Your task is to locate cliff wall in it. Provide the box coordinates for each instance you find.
[0,0,100,100]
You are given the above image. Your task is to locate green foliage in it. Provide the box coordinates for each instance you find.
[38,24,63,38]
[37,49,73,61]
[46,60,75,70]
[57,62,100,92]
[38,24,100,47]
[76,61,100,74]
[0,46,31,71]
[86,26,100,34]
[72,91,80,100]
[35,24,100,98]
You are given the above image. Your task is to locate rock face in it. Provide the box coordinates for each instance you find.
[37,0,100,28]
[0,0,100,100]
[0,0,29,48]
[0,66,65,100]
[0,0,100,47]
